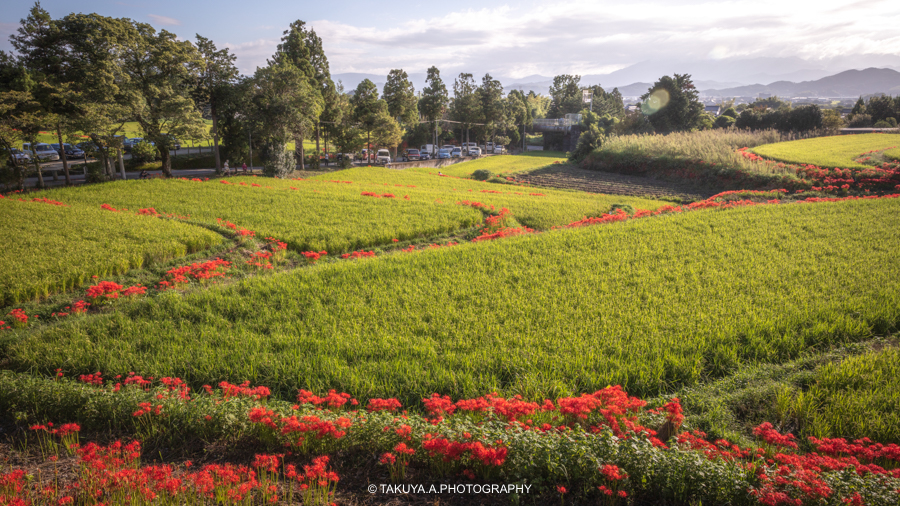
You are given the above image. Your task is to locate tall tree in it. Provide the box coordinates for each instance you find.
[549,74,581,118]
[587,84,626,118]
[420,66,448,149]
[850,97,866,116]
[382,69,418,159]
[452,73,480,147]
[383,69,418,126]
[479,73,504,145]
[640,74,705,134]
[350,79,384,160]
[123,23,206,177]
[248,63,318,177]
[58,13,138,181]
[270,20,331,169]
[193,35,238,174]
[10,2,71,185]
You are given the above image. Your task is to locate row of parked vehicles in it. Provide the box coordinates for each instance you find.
[5,135,184,166]
[401,142,504,162]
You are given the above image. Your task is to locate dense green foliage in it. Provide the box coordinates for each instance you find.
[752,133,900,169]
[0,197,222,304]
[4,199,898,407]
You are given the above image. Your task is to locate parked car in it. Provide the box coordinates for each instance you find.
[419,144,435,156]
[468,147,482,157]
[24,143,60,162]
[403,148,420,161]
[4,148,30,164]
[64,144,85,159]
[437,149,451,159]
[450,147,462,158]
[485,141,495,152]
[493,145,505,154]
[375,149,392,165]
[419,151,431,161]
[336,153,354,163]
[51,143,85,159]
[76,142,98,155]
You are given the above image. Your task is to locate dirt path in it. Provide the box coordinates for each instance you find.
[515,164,711,201]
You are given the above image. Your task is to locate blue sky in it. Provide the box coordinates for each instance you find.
[3,0,900,83]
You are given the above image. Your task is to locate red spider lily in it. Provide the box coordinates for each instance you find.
[137,208,161,216]
[340,251,375,260]
[100,203,119,212]
[220,381,271,400]
[367,398,402,412]
[301,251,328,263]
[754,423,799,450]
[297,389,357,409]
[30,197,67,206]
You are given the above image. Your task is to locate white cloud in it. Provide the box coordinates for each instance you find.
[147,14,181,27]
[220,0,900,80]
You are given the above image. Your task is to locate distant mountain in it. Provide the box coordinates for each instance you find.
[702,68,900,98]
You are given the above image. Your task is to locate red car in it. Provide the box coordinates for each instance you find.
[403,149,421,161]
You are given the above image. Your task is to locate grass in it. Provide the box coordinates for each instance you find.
[0,197,223,305]
[884,147,900,162]
[751,133,900,169]
[32,170,666,251]
[406,151,568,178]
[303,166,665,230]
[32,178,484,254]
[785,345,900,442]
[4,198,898,409]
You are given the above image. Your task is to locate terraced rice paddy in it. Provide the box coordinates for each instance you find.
[0,197,222,305]
[752,133,900,169]
[5,198,898,409]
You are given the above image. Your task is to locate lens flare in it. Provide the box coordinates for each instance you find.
[641,89,670,115]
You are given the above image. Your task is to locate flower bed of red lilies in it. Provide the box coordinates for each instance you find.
[1,371,898,505]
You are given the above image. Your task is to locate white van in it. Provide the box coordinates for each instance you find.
[23,143,60,162]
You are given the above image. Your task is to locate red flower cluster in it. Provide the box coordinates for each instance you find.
[30,197,67,206]
[340,251,375,260]
[301,251,328,263]
[471,226,534,242]
[421,435,508,467]
[367,398,402,412]
[137,207,160,216]
[566,208,630,228]
[85,281,146,302]
[220,380,271,400]
[158,259,231,289]
[297,389,358,409]
[754,422,799,449]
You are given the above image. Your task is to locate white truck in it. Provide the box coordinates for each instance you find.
[419,144,436,157]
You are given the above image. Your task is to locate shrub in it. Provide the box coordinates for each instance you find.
[130,141,159,165]
[471,169,492,181]
[848,114,873,128]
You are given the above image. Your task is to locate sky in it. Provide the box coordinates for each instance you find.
[2,0,900,83]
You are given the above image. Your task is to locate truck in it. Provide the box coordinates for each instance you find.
[419,144,436,156]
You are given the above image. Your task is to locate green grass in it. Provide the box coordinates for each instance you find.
[303,167,665,230]
[408,151,567,178]
[785,346,900,442]
[0,198,223,305]
[751,133,900,169]
[5,198,898,407]
[885,147,900,162]
[33,177,484,254]
[33,170,666,251]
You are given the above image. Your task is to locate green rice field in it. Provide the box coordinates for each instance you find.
[751,133,900,168]
[5,198,898,408]
[0,197,223,305]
